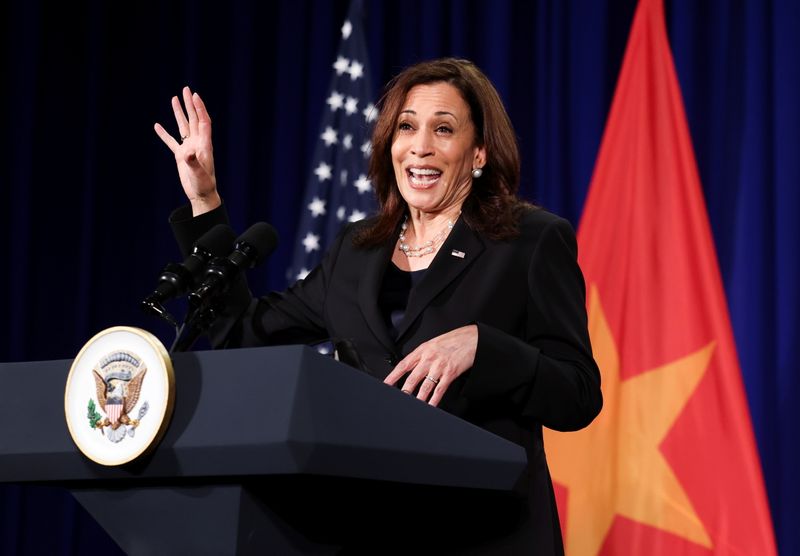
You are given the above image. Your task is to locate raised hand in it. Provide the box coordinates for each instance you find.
[154,86,221,216]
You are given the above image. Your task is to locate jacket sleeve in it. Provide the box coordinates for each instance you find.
[228,228,350,348]
[461,217,602,432]
[170,203,230,257]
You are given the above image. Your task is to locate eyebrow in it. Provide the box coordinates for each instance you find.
[400,109,458,119]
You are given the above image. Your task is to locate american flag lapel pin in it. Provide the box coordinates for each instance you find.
[450,249,466,259]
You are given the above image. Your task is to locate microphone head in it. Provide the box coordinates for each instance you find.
[234,222,279,267]
[187,222,279,312]
[193,224,238,258]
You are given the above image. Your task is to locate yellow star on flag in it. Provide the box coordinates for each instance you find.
[544,285,715,556]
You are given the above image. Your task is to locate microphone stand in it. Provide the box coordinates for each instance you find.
[152,223,278,353]
[169,303,219,353]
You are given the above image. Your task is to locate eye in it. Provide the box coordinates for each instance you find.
[397,122,413,132]
[435,125,453,134]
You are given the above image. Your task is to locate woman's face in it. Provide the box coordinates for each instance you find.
[391,82,486,215]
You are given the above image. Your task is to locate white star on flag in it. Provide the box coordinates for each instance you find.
[326,91,344,111]
[363,103,378,123]
[321,126,338,146]
[361,140,372,158]
[344,96,359,115]
[302,232,321,253]
[314,162,332,182]
[308,197,326,217]
[289,0,377,291]
[353,174,372,194]
[333,56,350,75]
[347,60,364,81]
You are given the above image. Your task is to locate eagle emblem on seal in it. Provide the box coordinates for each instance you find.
[87,351,150,443]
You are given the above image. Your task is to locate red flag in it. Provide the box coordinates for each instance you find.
[543,0,777,554]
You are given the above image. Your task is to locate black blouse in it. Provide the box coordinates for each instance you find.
[378,262,426,340]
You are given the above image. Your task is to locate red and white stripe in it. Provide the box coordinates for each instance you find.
[105,403,122,425]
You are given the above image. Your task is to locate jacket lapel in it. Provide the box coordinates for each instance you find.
[395,219,485,341]
[357,240,397,353]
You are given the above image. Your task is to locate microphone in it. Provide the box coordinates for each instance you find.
[141,224,237,325]
[187,222,279,312]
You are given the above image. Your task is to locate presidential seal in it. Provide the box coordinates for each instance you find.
[65,326,174,466]
[90,351,149,443]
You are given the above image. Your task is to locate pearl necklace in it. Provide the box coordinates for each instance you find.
[397,214,458,257]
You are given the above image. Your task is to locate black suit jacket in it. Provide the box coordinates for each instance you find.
[171,204,602,555]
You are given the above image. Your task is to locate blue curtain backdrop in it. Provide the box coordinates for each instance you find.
[1,1,797,554]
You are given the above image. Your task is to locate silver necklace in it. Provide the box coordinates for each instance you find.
[397,214,458,257]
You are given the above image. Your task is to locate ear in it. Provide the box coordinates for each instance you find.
[473,145,487,168]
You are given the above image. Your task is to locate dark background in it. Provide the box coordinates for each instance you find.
[1,0,797,554]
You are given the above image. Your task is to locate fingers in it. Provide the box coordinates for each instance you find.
[193,91,212,127]
[158,86,211,155]
[385,326,478,406]
[384,353,416,386]
[387,347,443,405]
[427,374,451,407]
[385,351,429,398]
[154,121,198,165]
[165,87,211,146]
[171,94,190,140]
[183,86,199,136]
[401,368,425,396]
[154,122,179,152]
[401,363,446,406]
[415,372,439,403]
[193,92,214,151]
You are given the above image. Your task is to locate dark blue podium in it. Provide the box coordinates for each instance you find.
[0,346,528,554]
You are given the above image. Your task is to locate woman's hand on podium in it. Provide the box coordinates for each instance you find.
[384,325,478,407]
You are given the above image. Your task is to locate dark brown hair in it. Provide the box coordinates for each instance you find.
[355,58,529,247]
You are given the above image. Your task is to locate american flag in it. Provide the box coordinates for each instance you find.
[288,0,377,284]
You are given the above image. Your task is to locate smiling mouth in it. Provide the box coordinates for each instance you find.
[407,167,443,187]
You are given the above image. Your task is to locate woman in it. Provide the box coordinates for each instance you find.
[156,58,602,554]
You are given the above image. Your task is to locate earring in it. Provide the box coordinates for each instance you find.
[472,167,483,179]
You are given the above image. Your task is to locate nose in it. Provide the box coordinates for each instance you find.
[410,129,434,157]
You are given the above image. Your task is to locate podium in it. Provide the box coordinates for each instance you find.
[0,346,528,554]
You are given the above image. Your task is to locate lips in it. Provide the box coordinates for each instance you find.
[407,166,443,188]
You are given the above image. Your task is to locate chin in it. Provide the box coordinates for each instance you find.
[400,190,439,212]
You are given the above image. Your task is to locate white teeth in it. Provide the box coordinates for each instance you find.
[409,168,441,176]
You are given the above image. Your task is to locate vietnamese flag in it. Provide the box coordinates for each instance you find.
[542,0,777,554]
